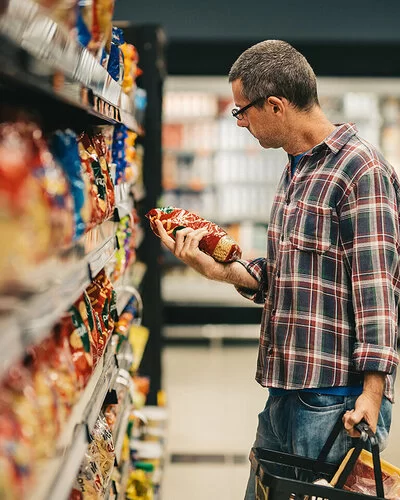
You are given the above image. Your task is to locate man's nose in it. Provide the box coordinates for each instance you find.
[237,118,248,128]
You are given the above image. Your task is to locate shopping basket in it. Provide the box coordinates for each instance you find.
[250,415,387,499]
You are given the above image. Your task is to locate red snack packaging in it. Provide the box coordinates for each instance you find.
[60,303,95,390]
[0,393,34,498]
[86,269,117,359]
[78,133,108,225]
[146,207,242,263]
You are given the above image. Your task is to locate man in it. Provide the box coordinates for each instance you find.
[156,40,399,498]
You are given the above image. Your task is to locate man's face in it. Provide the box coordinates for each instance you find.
[231,79,283,149]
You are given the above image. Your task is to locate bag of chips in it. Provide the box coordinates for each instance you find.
[146,207,242,263]
[51,130,92,240]
[60,303,94,390]
[90,413,115,488]
[70,450,104,499]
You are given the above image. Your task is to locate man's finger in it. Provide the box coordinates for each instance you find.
[184,229,209,250]
[155,220,175,250]
[342,410,362,437]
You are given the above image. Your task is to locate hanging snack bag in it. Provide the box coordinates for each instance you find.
[26,344,60,452]
[31,125,74,251]
[51,129,92,239]
[70,450,104,499]
[78,133,108,224]
[107,27,125,82]
[112,124,128,184]
[52,322,81,417]
[86,268,114,358]
[77,138,103,228]
[89,413,115,487]
[91,132,115,218]
[0,119,51,289]
[2,363,42,461]
[61,302,94,389]
[0,394,34,499]
[146,207,242,263]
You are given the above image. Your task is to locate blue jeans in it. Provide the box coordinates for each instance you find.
[244,392,392,500]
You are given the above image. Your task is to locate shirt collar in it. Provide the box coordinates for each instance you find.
[321,123,358,154]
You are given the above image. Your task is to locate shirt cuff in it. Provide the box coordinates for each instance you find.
[234,258,266,304]
[352,343,399,374]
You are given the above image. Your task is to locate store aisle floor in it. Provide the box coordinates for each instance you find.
[161,343,400,500]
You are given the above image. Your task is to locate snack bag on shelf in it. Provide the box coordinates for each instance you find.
[78,137,104,229]
[70,450,104,499]
[78,133,108,222]
[0,394,34,499]
[82,413,116,494]
[126,468,153,500]
[51,129,92,240]
[115,295,139,343]
[0,120,50,289]
[52,322,81,417]
[77,291,102,367]
[86,268,117,358]
[120,43,142,96]
[146,207,242,263]
[91,132,115,217]
[2,361,48,462]
[112,124,128,184]
[93,125,115,167]
[26,343,62,452]
[124,130,139,183]
[107,27,125,82]
[61,302,95,389]
[30,121,75,251]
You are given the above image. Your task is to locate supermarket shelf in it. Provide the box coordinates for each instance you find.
[87,235,117,281]
[0,0,138,132]
[33,423,87,500]
[164,324,260,340]
[162,276,261,307]
[21,260,90,346]
[32,339,118,500]
[85,338,119,432]
[0,232,117,377]
[114,391,132,465]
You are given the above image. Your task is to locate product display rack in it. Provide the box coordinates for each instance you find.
[0,2,163,500]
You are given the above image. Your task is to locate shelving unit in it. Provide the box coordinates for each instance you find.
[0,2,164,499]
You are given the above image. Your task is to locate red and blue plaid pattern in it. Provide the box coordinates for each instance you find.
[237,123,400,401]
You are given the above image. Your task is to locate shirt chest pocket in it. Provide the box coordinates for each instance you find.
[289,201,333,254]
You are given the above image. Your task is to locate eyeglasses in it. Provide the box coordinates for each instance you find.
[231,97,265,120]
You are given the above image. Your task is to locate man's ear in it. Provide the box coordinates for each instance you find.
[267,96,285,114]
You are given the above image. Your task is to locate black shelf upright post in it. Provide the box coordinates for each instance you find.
[121,24,167,405]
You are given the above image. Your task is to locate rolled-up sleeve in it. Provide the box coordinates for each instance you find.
[234,257,268,304]
[341,165,400,375]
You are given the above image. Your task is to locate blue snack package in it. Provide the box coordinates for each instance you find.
[112,124,128,184]
[76,7,91,48]
[107,27,125,82]
[51,130,87,239]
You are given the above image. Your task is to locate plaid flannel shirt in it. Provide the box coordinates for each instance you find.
[237,123,400,401]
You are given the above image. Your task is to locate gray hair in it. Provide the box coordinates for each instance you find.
[229,40,319,110]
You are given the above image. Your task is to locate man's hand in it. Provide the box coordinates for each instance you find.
[155,219,260,290]
[342,372,385,436]
[155,219,218,279]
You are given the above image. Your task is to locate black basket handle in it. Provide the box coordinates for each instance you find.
[315,414,384,498]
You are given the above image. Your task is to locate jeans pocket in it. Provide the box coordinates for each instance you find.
[296,392,345,411]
